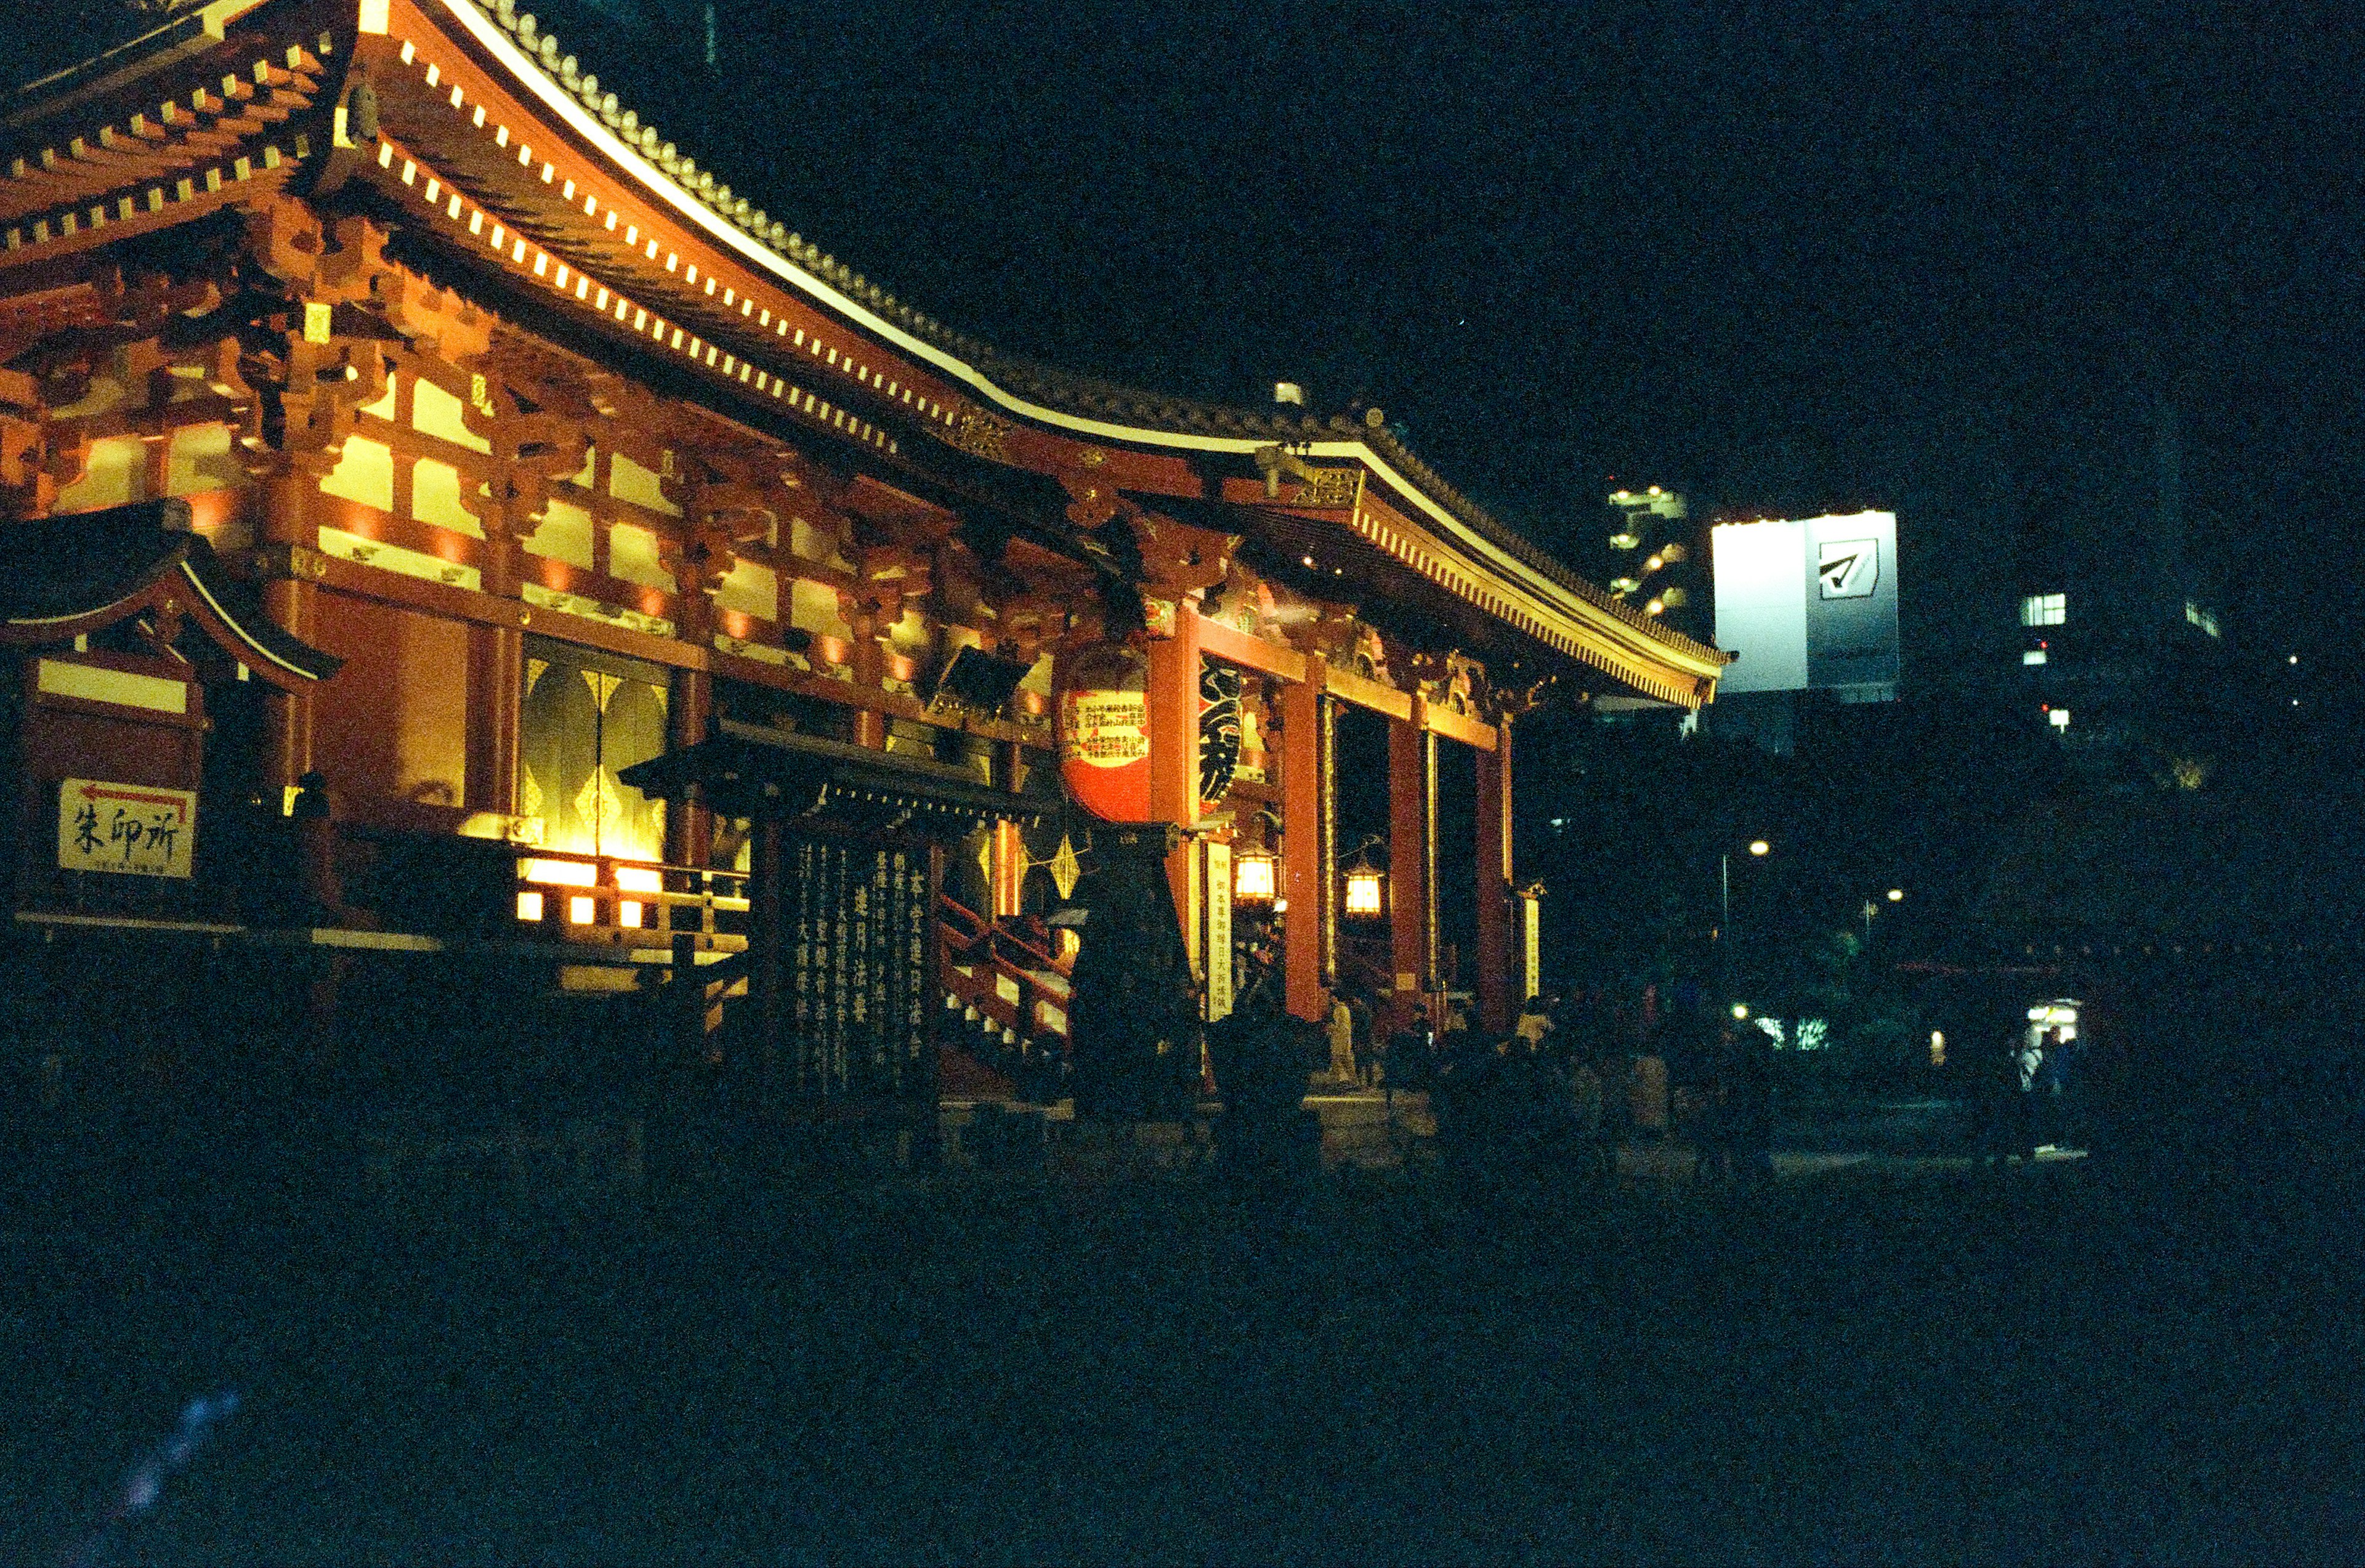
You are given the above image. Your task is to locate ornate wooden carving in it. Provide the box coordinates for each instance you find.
[946,405,1010,461]
[1480,673,1553,724]
[664,447,784,608]
[1283,604,1367,664]
[1130,510,1233,605]
[0,378,89,518]
[1404,648,1486,716]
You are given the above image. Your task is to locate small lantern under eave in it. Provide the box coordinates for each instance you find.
[1343,866,1386,918]
[1234,851,1277,904]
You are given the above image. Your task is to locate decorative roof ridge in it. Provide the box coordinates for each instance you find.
[474,0,990,363]
[980,352,1725,664]
[1356,422,1729,663]
[978,352,1360,442]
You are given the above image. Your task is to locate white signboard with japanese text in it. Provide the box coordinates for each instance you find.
[59,778,196,878]
[1203,840,1234,1021]
[1521,894,1541,1007]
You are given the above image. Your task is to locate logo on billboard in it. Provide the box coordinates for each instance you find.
[1817,539,1878,599]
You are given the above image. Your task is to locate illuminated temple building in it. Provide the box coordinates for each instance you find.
[0,0,1726,1138]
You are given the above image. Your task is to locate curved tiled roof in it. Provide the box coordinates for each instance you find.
[468,1,1726,671]
[477,1,979,354]
[980,355,1725,665]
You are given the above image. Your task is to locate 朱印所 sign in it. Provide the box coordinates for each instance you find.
[58,778,195,878]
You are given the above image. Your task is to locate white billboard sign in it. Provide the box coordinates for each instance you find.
[1712,512,1899,700]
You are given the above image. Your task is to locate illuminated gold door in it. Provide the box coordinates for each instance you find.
[520,645,668,862]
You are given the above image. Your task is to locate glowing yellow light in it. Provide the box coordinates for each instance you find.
[1748,839,1769,856]
[1301,554,1316,567]
[615,865,663,894]
[1234,853,1277,903]
[1731,1003,1749,1019]
[619,900,644,928]
[1644,599,1665,616]
[516,890,545,921]
[1887,887,1904,902]
[1343,868,1385,917]
[1644,555,1664,572]
[1930,1030,1946,1067]
[568,895,597,925]
[522,858,597,887]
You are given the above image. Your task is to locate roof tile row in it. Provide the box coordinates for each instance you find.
[485,1,1723,666]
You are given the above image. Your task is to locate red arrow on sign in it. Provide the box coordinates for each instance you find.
[76,783,190,822]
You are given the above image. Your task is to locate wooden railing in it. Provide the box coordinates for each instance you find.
[508,852,751,957]
[939,896,1074,1051]
[504,859,1077,1061]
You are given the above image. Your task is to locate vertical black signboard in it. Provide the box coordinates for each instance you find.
[778,833,939,1103]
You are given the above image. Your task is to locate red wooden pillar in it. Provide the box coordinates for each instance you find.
[464,624,523,818]
[662,668,713,867]
[1475,717,1515,1035]
[984,821,1011,916]
[467,499,524,821]
[1388,703,1433,1035]
[1145,607,1202,948]
[1280,656,1328,1022]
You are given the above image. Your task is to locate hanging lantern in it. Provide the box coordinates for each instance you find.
[1343,867,1386,918]
[1234,851,1277,904]
[1057,645,1153,822]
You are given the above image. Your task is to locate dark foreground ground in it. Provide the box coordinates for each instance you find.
[7,1097,2364,1567]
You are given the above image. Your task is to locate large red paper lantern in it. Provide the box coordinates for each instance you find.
[1058,646,1153,822]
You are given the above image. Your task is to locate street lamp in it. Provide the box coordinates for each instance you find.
[1721,838,1771,932]
[1718,838,1771,1003]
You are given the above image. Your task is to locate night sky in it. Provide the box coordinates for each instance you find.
[13,1,2363,641]
[575,0,2365,641]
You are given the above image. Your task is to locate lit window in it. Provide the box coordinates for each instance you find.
[568,894,597,924]
[619,900,644,928]
[516,890,545,922]
[521,858,597,887]
[615,865,664,894]
[2023,649,2048,666]
[2048,708,2071,730]
[2019,592,2066,627]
